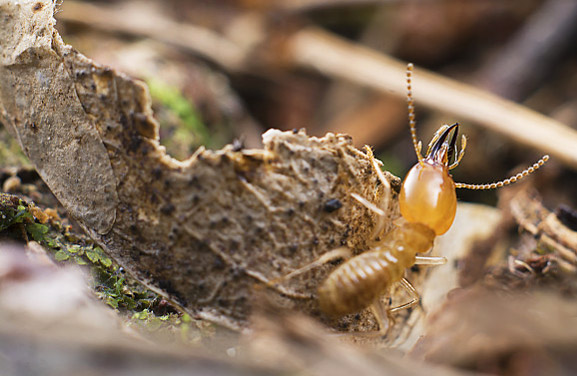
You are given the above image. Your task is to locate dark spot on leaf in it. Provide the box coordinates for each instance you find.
[213,256,225,270]
[33,2,43,12]
[152,167,162,180]
[188,175,200,188]
[323,198,342,213]
[160,204,175,216]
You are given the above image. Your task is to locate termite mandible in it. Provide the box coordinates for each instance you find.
[274,63,549,334]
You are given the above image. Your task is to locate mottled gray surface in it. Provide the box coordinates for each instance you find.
[0,0,118,234]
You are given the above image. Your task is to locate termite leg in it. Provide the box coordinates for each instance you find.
[336,278,421,337]
[345,281,418,337]
[282,247,351,280]
[351,193,386,217]
[389,278,420,314]
[335,298,393,337]
[415,255,447,266]
[369,297,393,336]
[265,247,352,298]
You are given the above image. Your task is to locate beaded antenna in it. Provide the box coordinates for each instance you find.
[405,63,549,190]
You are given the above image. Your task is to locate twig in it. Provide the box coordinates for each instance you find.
[286,27,577,168]
[316,6,402,146]
[475,0,577,101]
[59,1,246,71]
[318,96,406,147]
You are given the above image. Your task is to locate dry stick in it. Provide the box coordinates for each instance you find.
[268,0,401,14]
[475,0,577,101]
[59,1,246,72]
[286,27,577,168]
[316,6,405,147]
[320,96,406,148]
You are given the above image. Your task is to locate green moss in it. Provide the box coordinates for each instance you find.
[130,309,204,344]
[0,193,160,314]
[1,192,206,342]
[0,124,31,168]
[0,195,33,231]
[147,78,213,150]
[377,152,404,180]
[26,223,49,241]
[54,250,70,261]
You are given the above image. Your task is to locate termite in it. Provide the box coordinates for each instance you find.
[274,63,549,334]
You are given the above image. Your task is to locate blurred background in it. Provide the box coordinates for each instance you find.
[53,0,577,208]
[2,2,577,375]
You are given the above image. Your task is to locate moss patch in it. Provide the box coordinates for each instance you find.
[0,192,204,343]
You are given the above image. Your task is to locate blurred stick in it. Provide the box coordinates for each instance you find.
[59,2,577,168]
[274,0,398,13]
[315,6,403,147]
[59,1,246,71]
[320,96,406,147]
[475,0,577,101]
[287,27,577,167]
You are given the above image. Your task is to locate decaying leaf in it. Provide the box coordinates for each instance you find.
[0,0,402,331]
[0,0,119,234]
[510,189,577,271]
[477,189,577,292]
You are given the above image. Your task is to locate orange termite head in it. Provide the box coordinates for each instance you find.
[399,123,462,235]
[399,63,549,236]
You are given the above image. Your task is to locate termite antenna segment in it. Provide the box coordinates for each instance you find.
[407,63,424,166]
[455,155,549,190]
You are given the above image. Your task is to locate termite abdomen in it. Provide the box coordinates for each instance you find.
[318,223,434,317]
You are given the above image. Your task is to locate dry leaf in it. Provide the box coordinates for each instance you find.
[0,0,397,331]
